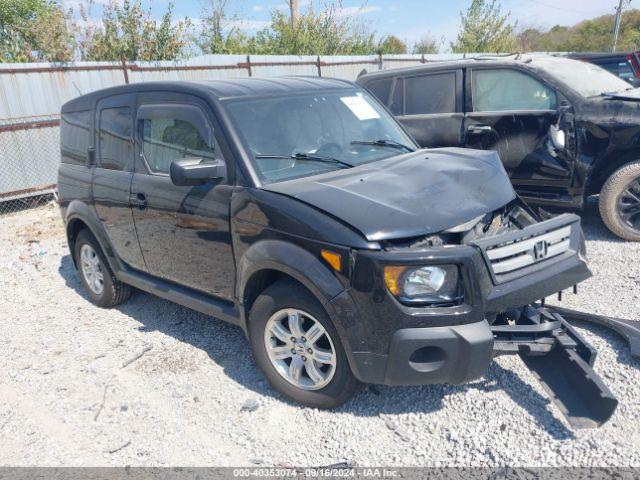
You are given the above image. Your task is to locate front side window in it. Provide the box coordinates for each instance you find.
[224,90,416,184]
[404,72,456,115]
[472,69,556,112]
[99,107,132,171]
[138,105,215,174]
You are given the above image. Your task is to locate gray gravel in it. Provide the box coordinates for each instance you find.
[0,203,639,467]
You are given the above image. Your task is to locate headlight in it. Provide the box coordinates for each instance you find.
[384,265,462,306]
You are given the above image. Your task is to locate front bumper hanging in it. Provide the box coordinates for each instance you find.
[491,305,623,429]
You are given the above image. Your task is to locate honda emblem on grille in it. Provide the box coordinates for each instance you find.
[533,240,548,261]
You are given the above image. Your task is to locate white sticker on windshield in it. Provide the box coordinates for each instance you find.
[340,95,380,120]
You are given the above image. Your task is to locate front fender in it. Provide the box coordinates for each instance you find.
[236,240,365,373]
[236,239,345,307]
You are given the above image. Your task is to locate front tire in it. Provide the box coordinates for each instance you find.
[599,161,640,241]
[248,280,360,408]
[74,229,131,307]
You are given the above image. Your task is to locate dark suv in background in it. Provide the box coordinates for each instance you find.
[358,56,640,241]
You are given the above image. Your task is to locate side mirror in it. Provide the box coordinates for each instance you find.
[169,158,225,186]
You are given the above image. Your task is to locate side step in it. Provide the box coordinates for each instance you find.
[492,306,618,429]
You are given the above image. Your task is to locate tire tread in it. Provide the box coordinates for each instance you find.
[599,160,640,241]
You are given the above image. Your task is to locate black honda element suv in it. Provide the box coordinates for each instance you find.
[58,77,614,424]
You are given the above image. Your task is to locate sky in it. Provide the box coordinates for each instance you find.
[67,0,625,50]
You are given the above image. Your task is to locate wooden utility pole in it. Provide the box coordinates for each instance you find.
[612,0,631,52]
[289,0,299,27]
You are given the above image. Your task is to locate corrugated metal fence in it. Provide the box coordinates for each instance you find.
[0,53,469,213]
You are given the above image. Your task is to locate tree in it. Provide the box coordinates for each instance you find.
[0,0,74,62]
[251,3,377,55]
[413,35,440,54]
[80,0,190,61]
[198,0,253,54]
[517,10,640,53]
[451,0,517,53]
[377,35,407,54]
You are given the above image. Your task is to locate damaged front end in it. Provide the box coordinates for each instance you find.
[368,200,637,429]
[493,305,618,429]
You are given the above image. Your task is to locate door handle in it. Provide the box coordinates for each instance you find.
[467,124,493,134]
[129,192,148,209]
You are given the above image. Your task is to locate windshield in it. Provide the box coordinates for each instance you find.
[535,58,632,97]
[225,90,417,184]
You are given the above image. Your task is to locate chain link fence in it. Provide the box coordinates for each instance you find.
[0,115,60,215]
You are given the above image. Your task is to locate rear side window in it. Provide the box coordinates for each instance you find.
[99,107,132,171]
[365,78,392,104]
[61,110,90,165]
[472,69,556,112]
[139,105,215,174]
[404,72,456,115]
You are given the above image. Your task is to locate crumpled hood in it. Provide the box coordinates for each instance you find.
[261,147,516,242]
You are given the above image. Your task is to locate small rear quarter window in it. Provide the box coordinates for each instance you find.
[365,78,392,105]
[60,110,91,165]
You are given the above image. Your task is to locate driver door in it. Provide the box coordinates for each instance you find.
[464,67,576,203]
[130,91,236,299]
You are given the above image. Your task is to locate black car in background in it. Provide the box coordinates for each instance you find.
[568,51,640,87]
[358,56,640,241]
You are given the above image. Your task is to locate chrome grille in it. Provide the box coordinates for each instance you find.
[486,226,572,275]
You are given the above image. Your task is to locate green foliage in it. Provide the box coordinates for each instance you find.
[251,6,377,55]
[413,35,440,54]
[451,0,517,53]
[0,0,73,62]
[518,9,640,52]
[377,35,407,54]
[197,0,254,54]
[80,0,190,61]
[198,1,380,55]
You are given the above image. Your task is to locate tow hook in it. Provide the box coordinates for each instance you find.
[492,305,622,429]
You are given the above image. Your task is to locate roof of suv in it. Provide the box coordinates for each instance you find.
[62,76,356,112]
[357,55,580,83]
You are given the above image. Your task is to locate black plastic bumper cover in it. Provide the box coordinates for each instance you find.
[351,320,494,385]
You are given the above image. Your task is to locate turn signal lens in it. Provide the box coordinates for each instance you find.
[384,266,407,296]
[321,249,342,272]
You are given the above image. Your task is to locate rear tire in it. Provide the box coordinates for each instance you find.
[599,161,640,241]
[248,280,360,408]
[74,229,131,307]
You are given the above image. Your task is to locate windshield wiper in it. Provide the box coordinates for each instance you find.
[350,139,415,152]
[255,153,354,169]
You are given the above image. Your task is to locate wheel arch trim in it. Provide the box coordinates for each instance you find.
[64,200,120,272]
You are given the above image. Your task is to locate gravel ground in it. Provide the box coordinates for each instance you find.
[0,202,639,467]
